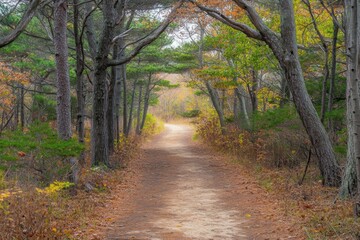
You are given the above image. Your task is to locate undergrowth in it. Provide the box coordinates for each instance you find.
[142,113,165,136]
[0,118,154,239]
[0,122,84,186]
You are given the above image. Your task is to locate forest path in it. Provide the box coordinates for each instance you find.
[104,124,302,240]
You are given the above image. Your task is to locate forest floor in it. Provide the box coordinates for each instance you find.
[79,124,304,239]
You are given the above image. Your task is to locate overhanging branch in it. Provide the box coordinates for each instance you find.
[0,0,42,48]
[107,0,185,67]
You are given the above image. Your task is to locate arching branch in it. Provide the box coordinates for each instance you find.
[0,0,41,48]
[188,0,263,40]
[107,0,185,66]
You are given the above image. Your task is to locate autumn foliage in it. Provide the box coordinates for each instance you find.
[0,62,29,113]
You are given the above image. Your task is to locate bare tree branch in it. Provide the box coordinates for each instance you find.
[107,0,185,66]
[188,0,263,40]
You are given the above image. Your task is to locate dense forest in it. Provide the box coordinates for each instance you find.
[1,0,360,239]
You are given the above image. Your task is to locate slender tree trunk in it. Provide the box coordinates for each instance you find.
[114,61,124,139]
[122,64,128,135]
[114,56,124,142]
[54,0,72,140]
[125,80,138,136]
[136,84,143,135]
[234,85,250,129]
[91,0,114,166]
[140,75,152,132]
[12,88,21,130]
[14,87,19,129]
[107,44,118,154]
[340,0,360,197]
[74,0,85,143]
[302,0,330,124]
[233,89,240,126]
[84,2,97,60]
[205,81,226,133]
[227,59,250,128]
[20,86,24,129]
[328,21,339,131]
[249,69,258,113]
[320,51,330,123]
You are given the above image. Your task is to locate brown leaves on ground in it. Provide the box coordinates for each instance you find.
[247,164,360,239]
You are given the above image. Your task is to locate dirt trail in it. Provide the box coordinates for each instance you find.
[104,124,302,240]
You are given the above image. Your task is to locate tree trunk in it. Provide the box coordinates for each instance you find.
[14,87,19,129]
[74,0,85,143]
[279,72,289,108]
[302,0,330,124]
[84,2,97,60]
[328,21,339,132]
[249,69,258,113]
[320,51,330,123]
[20,86,25,130]
[122,64,128,135]
[205,81,226,133]
[340,0,360,197]
[233,89,240,126]
[136,84,143,135]
[107,44,118,154]
[140,75,152,132]
[234,85,250,129]
[278,0,341,186]
[54,0,72,140]
[91,0,114,166]
[125,80,138,136]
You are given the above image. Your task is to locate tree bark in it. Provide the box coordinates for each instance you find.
[279,72,289,108]
[125,80,138,136]
[206,81,226,133]
[54,0,72,140]
[20,86,25,130]
[233,89,240,126]
[140,75,152,132]
[249,69,258,113]
[122,64,128,135]
[107,44,118,154]
[136,84,143,135]
[74,0,85,143]
[328,21,339,131]
[340,0,360,197]
[91,0,114,166]
[234,85,250,129]
[320,51,330,123]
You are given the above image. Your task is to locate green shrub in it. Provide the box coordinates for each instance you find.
[181,109,201,118]
[252,105,298,130]
[0,122,84,184]
[31,94,57,121]
[142,114,164,135]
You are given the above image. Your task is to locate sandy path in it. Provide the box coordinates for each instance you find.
[105,124,302,240]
